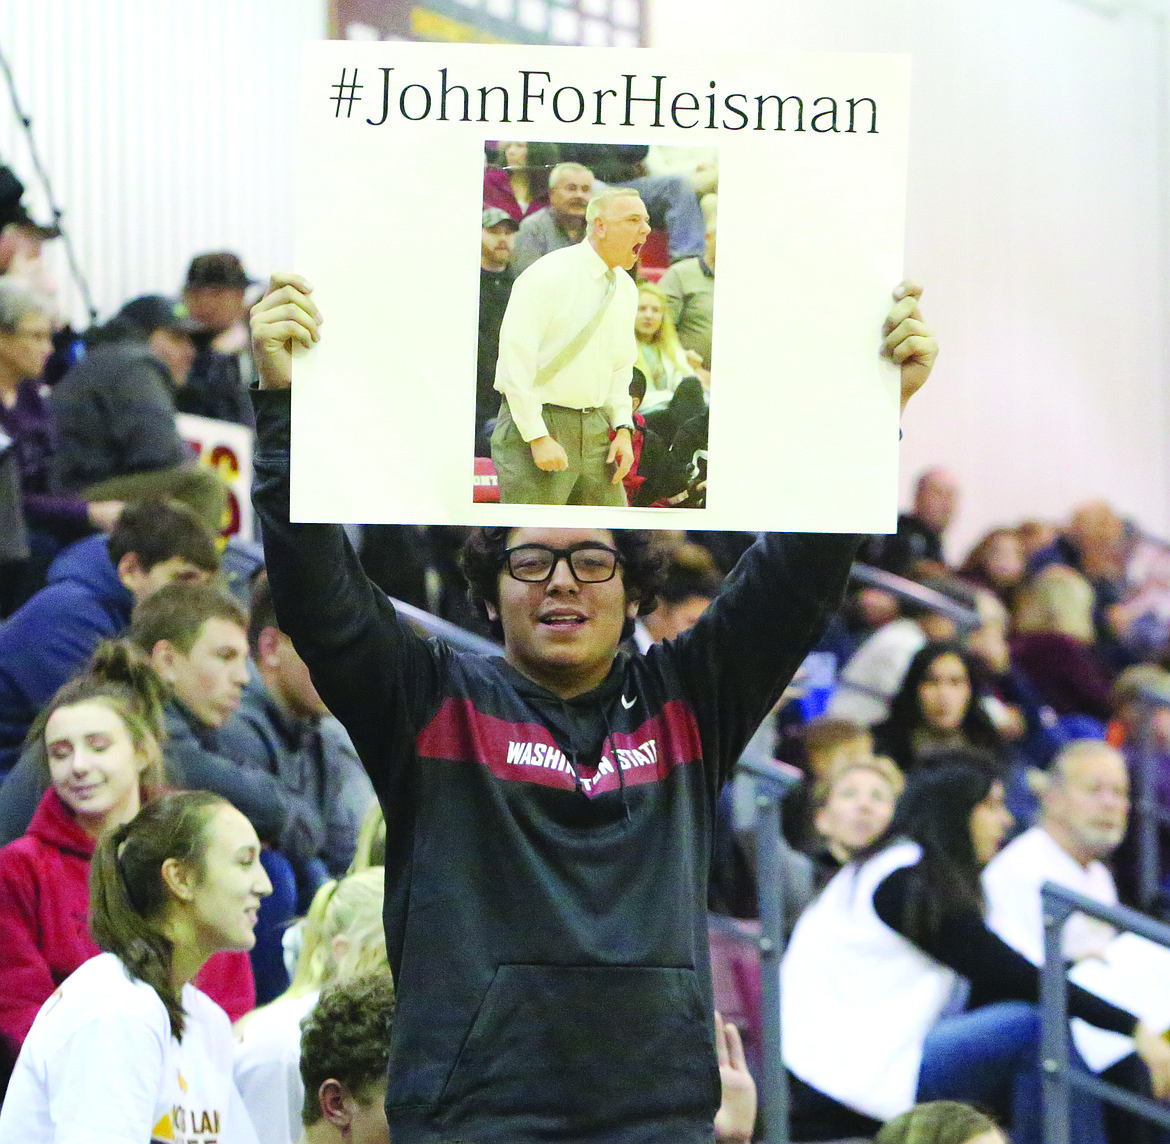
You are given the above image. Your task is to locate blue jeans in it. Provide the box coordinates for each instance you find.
[918,1002,1105,1144]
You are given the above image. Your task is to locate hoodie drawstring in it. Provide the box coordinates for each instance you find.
[558,697,630,821]
[601,704,630,822]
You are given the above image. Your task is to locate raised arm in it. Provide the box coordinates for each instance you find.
[252,273,322,391]
[874,863,1170,1098]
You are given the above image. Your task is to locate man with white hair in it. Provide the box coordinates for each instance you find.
[983,739,1164,1144]
[984,739,1129,964]
[490,186,650,506]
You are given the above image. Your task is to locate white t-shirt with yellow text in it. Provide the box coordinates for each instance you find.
[0,952,259,1144]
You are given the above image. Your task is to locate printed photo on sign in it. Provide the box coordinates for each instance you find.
[476,140,715,510]
[293,42,910,531]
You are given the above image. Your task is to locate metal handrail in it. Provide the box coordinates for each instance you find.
[849,562,982,633]
[710,561,979,1143]
[392,597,501,656]
[1040,882,1170,1143]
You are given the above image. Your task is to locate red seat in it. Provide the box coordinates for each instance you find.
[639,228,670,269]
[708,916,763,1076]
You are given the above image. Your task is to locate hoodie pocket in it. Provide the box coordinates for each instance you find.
[438,963,719,1131]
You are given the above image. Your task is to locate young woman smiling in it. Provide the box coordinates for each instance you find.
[0,789,271,1143]
[0,643,167,1064]
[633,281,702,413]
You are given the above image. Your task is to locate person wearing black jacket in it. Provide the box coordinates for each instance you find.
[247,272,937,1144]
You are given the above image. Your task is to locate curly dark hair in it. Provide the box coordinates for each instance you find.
[300,971,396,1127]
[458,528,666,642]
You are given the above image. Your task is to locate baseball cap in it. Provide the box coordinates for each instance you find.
[116,295,201,337]
[482,208,519,232]
[184,252,252,291]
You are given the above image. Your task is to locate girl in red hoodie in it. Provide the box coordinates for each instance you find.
[0,641,255,1073]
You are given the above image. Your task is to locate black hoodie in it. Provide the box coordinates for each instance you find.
[251,387,858,1144]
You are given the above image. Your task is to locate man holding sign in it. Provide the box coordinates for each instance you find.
[249,273,935,1144]
[490,186,650,507]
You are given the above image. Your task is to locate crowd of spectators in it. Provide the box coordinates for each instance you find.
[765,479,1170,1142]
[3,145,1170,1144]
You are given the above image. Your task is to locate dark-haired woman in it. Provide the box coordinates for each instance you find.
[873,643,1004,773]
[0,790,270,1142]
[959,528,1026,612]
[0,644,256,1075]
[780,751,1170,1144]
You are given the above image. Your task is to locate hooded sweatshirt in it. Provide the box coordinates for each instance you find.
[0,787,255,1060]
[0,535,131,775]
[251,387,858,1144]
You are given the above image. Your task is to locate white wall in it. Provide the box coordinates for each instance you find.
[0,0,327,325]
[650,0,1170,557]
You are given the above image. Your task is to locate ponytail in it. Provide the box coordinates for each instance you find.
[89,791,227,1039]
[87,641,169,745]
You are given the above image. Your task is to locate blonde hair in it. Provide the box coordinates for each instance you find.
[1014,565,1095,642]
[799,716,872,757]
[875,1100,1001,1144]
[284,867,387,1001]
[812,754,904,810]
[635,281,686,357]
[348,802,386,873]
[1110,663,1170,712]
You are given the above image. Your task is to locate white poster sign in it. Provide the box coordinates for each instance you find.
[293,41,910,531]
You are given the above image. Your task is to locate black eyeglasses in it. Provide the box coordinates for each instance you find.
[503,543,622,584]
